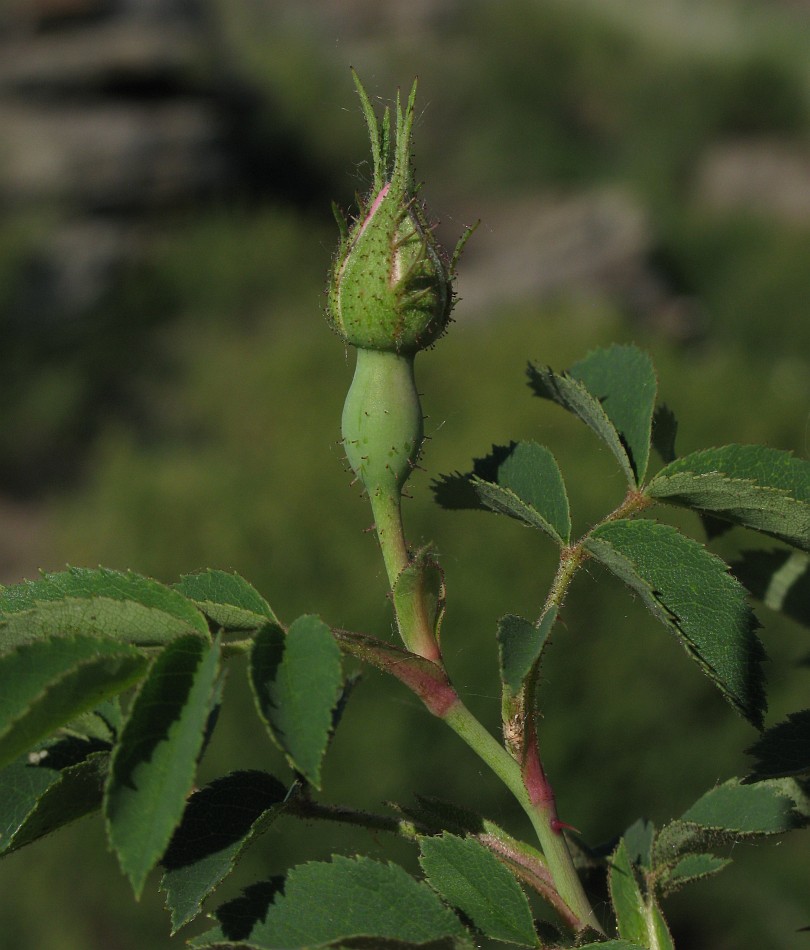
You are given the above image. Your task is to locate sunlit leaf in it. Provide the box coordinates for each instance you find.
[175,570,278,631]
[585,519,765,727]
[0,567,208,649]
[250,616,342,788]
[648,445,810,552]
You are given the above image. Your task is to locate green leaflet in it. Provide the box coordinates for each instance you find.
[528,344,657,487]
[161,770,288,932]
[746,710,810,780]
[647,444,810,552]
[0,566,209,649]
[105,634,222,898]
[658,853,731,895]
[191,856,470,949]
[250,616,343,788]
[585,519,766,728]
[175,570,279,631]
[0,739,108,856]
[497,610,557,699]
[609,839,673,949]
[432,441,570,544]
[419,833,539,947]
[654,778,802,865]
[0,635,148,769]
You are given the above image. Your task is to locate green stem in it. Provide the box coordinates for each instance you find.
[369,484,409,590]
[443,700,603,935]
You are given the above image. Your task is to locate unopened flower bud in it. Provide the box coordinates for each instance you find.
[328,73,468,354]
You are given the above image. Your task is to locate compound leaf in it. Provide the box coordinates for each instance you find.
[161,770,288,932]
[731,549,810,628]
[419,832,539,947]
[0,636,148,769]
[585,519,765,727]
[746,711,810,781]
[175,571,278,632]
[0,567,209,649]
[191,856,470,949]
[250,616,342,788]
[654,778,802,865]
[647,445,810,552]
[0,739,109,855]
[528,345,656,486]
[105,634,222,898]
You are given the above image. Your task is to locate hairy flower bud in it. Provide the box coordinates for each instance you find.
[328,73,469,354]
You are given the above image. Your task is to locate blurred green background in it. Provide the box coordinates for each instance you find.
[0,0,808,947]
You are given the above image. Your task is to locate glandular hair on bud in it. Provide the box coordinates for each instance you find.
[327,73,465,355]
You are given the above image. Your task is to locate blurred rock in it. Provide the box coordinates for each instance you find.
[452,189,705,341]
[0,100,224,211]
[0,0,227,320]
[696,140,810,224]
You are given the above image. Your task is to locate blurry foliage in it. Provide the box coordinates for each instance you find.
[0,1,809,947]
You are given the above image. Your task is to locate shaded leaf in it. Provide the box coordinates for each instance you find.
[0,567,209,649]
[651,404,678,464]
[585,519,766,727]
[419,833,539,947]
[658,853,731,895]
[105,634,222,898]
[579,944,647,949]
[191,856,470,949]
[528,345,656,486]
[250,616,342,788]
[732,549,810,628]
[648,445,810,552]
[161,770,288,932]
[655,778,802,864]
[497,610,556,699]
[746,711,810,781]
[175,571,278,631]
[433,442,570,544]
[0,738,109,855]
[0,635,148,769]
